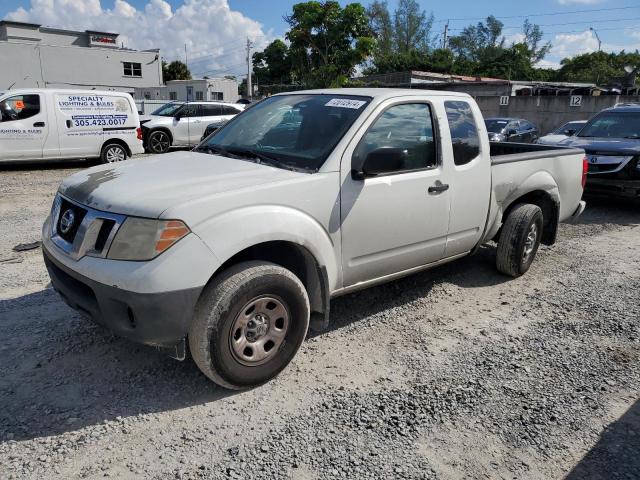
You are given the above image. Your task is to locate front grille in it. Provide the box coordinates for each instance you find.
[56,198,87,244]
[50,194,126,261]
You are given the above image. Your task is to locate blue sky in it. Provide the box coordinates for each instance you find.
[2,0,640,75]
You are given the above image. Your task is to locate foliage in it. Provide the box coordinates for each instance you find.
[393,0,434,54]
[284,1,375,88]
[556,51,640,85]
[162,60,191,83]
[253,39,293,85]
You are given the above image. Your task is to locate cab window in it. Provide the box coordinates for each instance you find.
[354,103,437,172]
[445,101,480,166]
[0,94,40,122]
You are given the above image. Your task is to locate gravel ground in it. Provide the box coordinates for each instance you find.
[0,162,638,480]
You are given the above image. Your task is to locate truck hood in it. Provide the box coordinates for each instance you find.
[58,151,306,218]
[559,136,640,155]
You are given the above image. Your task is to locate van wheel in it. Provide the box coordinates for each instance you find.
[148,130,171,154]
[189,261,310,390]
[100,143,127,164]
[496,203,543,278]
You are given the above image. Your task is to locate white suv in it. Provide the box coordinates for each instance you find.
[141,101,244,153]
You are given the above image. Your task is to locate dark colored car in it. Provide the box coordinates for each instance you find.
[560,105,640,198]
[200,121,227,142]
[485,117,539,143]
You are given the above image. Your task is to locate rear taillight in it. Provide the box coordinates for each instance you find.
[136,127,143,141]
[581,156,588,189]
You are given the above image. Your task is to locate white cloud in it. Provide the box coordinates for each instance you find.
[6,0,272,79]
[550,30,600,59]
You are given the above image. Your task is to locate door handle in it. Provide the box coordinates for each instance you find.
[66,120,72,128]
[33,121,45,127]
[428,183,449,193]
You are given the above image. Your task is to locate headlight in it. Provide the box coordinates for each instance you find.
[107,218,190,261]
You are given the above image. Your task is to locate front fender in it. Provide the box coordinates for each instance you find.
[192,205,340,291]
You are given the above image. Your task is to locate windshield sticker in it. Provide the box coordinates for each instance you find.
[325,98,367,109]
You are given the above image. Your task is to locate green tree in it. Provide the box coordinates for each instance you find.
[556,51,640,85]
[162,60,191,83]
[284,1,375,88]
[366,0,393,57]
[393,0,434,54]
[522,19,551,64]
[449,15,505,62]
[253,39,293,85]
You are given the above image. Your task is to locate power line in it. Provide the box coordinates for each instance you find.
[448,15,640,33]
[432,5,640,23]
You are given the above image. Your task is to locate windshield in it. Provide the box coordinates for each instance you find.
[151,102,184,116]
[579,112,640,138]
[485,119,509,133]
[200,94,371,171]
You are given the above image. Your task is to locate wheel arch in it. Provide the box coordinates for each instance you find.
[206,240,330,329]
[147,127,173,145]
[499,189,559,245]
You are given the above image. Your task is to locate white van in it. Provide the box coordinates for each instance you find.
[0,89,144,164]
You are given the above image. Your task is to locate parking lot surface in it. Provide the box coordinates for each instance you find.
[1,163,639,479]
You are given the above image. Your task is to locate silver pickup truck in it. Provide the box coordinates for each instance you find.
[42,89,586,389]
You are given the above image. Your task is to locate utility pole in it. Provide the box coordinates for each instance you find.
[246,37,253,101]
[590,27,602,52]
[442,21,449,49]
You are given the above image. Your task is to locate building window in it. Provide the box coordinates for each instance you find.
[212,91,223,100]
[169,92,177,100]
[195,91,204,101]
[123,62,142,77]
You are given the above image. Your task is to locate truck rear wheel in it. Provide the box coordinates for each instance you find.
[496,203,543,278]
[189,261,310,390]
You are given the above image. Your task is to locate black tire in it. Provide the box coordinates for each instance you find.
[147,130,171,154]
[100,143,127,164]
[189,261,310,390]
[496,203,543,278]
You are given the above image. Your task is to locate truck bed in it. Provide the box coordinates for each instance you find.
[483,142,586,245]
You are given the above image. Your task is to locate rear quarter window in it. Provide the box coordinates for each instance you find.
[445,101,481,166]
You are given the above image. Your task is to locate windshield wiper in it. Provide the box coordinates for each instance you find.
[225,147,311,172]
[194,144,230,156]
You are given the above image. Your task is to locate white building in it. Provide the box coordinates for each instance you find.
[0,20,163,93]
[134,78,239,104]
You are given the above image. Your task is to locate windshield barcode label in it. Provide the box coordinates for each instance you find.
[325,99,367,109]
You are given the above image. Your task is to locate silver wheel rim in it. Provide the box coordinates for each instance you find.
[229,296,290,366]
[105,146,126,162]
[523,223,538,262]
[150,132,169,153]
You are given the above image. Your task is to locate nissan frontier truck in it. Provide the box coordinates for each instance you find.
[42,89,587,389]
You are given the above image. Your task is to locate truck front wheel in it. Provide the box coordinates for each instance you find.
[189,261,310,390]
[496,203,543,277]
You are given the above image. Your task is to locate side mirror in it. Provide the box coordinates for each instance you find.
[565,128,576,136]
[352,147,408,179]
[507,129,517,136]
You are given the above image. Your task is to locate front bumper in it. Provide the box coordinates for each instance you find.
[43,245,202,351]
[585,178,640,198]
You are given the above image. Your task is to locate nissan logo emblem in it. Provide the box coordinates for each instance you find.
[59,209,76,234]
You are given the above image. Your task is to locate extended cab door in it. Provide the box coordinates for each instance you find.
[441,100,491,257]
[340,99,452,287]
[0,92,49,161]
